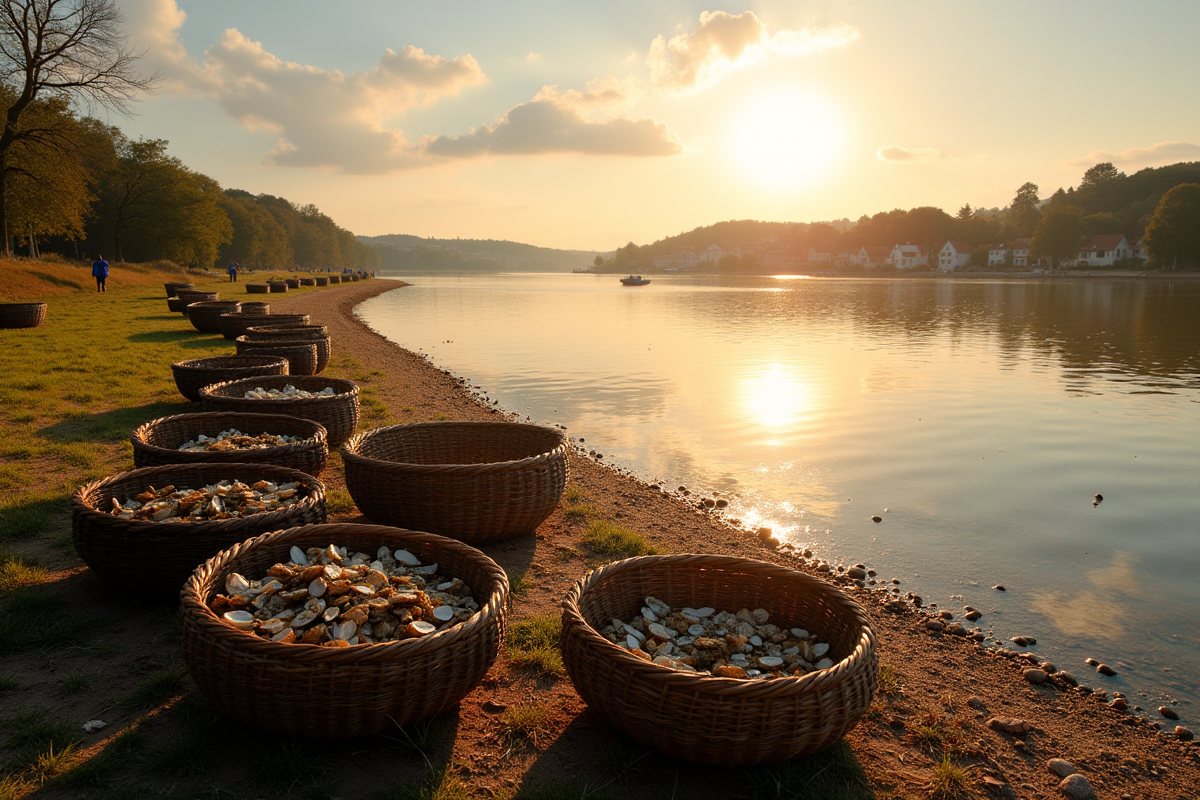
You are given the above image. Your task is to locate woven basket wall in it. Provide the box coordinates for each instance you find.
[315,277,329,286]
[560,554,879,765]
[199,375,360,446]
[219,312,310,340]
[268,282,288,293]
[72,463,326,597]
[234,341,319,376]
[178,523,508,738]
[240,330,330,373]
[341,422,568,543]
[246,283,269,294]
[172,355,289,402]
[187,300,242,333]
[165,282,195,298]
[131,411,328,476]
[0,302,47,329]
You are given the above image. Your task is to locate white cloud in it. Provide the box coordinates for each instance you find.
[647,11,857,93]
[877,146,945,163]
[121,0,217,94]
[424,81,681,159]
[1069,141,1200,168]
[525,52,543,62]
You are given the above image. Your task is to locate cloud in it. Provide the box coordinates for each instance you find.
[877,146,945,163]
[122,0,217,94]
[1069,141,1200,168]
[647,11,857,93]
[424,82,681,159]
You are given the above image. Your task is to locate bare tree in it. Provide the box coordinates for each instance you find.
[0,0,153,255]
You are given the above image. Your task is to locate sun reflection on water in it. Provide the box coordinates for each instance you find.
[740,363,814,431]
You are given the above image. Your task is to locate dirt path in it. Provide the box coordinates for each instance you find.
[259,279,1200,799]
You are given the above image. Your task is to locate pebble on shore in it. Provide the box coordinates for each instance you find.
[1159,706,1180,720]
[1059,773,1095,799]
[1047,759,1076,777]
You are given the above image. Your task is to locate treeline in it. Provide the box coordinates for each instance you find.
[5,89,379,271]
[609,161,1200,270]
[362,234,595,273]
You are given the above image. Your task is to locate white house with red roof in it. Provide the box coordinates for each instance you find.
[1075,235,1134,267]
[888,244,930,269]
[855,245,891,268]
[937,241,974,271]
[988,238,1034,267]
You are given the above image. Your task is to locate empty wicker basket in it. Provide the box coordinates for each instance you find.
[219,312,310,340]
[340,422,569,543]
[315,277,329,286]
[246,283,269,294]
[131,411,328,476]
[0,302,47,329]
[199,375,360,446]
[268,281,288,293]
[165,282,196,297]
[172,354,289,402]
[234,341,319,376]
[178,523,508,738]
[187,300,242,333]
[328,275,341,284]
[242,327,330,372]
[299,278,315,286]
[72,463,326,597]
[561,554,878,765]
[241,301,271,314]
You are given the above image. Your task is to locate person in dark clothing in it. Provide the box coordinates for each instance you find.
[228,261,238,282]
[92,255,109,292]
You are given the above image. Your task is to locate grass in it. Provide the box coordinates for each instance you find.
[507,569,531,598]
[0,587,90,654]
[498,703,554,750]
[909,709,945,753]
[125,667,188,707]
[61,674,89,694]
[326,489,356,515]
[506,612,564,676]
[0,547,46,593]
[53,726,147,790]
[564,503,599,524]
[2,711,82,791]
[745,740,869,800]
[928,755,972,800]
[878,662,903,696]
[383,769,470,800]
[580,520,659,558]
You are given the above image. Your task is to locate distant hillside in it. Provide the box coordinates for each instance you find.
[634,218,853,257]
[360,234,597,273]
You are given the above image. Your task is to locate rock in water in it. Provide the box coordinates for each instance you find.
[1096,663,1117,676]
[1047,759,1075,777]
[1177,726,1194,741]
[1158,706,1179,720]
[1059,774,1095,799]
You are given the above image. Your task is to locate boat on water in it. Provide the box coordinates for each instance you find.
[620,275,652,286]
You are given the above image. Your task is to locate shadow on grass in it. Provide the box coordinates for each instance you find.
[125,330,207,344]
[39,400,195,443]
[133,314,185,321]
[28,271,84,291]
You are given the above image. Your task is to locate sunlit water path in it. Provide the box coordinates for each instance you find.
[359,273,1200,715]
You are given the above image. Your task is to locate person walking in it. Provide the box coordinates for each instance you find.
[92,255,109,293]
[228,261,239,282]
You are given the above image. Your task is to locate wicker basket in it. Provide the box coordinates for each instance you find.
[241,329,330,373]
[179,523,508,738]
[72,463,327,597]
[172,355,290,402]
[0,302,47,329]
[241,301,271,314]
[315,277,329,286]
[178,290,218,303]
[167,296,190,313]
[285,278,300,289]
[561,554,878,765]
[349,275,359,282]
[234,341,319,376]
[268,282,288,293]
[328,275,341,284]
[131,412,328,476]
[299,278,316,287]
[246,283,269,294]
[187,300,242,333]
[340,422,568,543]
[219,312,310,340]
[165,282,196,298]
[200,376,360,447]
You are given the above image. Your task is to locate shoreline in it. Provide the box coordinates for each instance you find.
[266,279,1200,796]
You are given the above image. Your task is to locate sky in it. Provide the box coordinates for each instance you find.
[115,0,1200,250]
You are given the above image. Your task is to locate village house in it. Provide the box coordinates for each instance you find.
[854,245,891,269]
[988,238,1033,267]
[761,244,805,271]
[808,246,834,265]
[888,244,930,270]
[1075,234,1134,267]
[937,241,974,271]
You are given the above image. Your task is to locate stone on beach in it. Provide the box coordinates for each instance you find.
[1096,663,1117,676]
[988,717,1032,736]
[1059,773,1095,799]
[1158,705,1179,720]
[1047,759,1076,777]
[1024,668,1048,685]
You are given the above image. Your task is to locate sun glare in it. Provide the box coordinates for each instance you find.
[741,363,813,430]
[728,87,844,191]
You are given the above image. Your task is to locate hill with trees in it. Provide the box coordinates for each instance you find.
[360,234,597,273]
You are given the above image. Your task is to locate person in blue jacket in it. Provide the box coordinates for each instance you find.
[228,261,238,282]
[92,255,109,293]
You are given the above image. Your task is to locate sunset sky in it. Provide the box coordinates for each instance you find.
[117,0,1200,250]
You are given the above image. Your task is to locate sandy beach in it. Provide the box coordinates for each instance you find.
[254,277,1200,798]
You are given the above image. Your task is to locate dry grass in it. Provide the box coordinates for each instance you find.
[581,520,659,558]
[506,612,565,676]
[928,755,972,799]
[498,703,555,750]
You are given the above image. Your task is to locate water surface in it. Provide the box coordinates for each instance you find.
[359,274,1200,714]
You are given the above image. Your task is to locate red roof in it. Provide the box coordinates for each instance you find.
[1079,234,1126,252]
[945,240,973,253]
[1009,238,1032,249]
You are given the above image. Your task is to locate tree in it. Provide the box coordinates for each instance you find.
[1079,162,1121,191]
[956,203,973,220]
[593,254,603,268]
[1010,182,1041,236]
[1031,206,1084,270]
[0,0,152,254]
[1143,183,1200,269]
[219,191,291,269]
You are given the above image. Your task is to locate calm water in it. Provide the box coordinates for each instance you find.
[360,274,1200,715]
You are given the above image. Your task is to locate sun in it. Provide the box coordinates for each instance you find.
[728,87,844,190]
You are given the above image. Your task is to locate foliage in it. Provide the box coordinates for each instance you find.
[1031,205,1084,268]
[506,613,565,676]
[1144,183,1200,269]
[581,520,659,558]
[1009,182,1041,237]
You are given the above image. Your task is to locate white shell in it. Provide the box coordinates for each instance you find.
[749,635,763,647]
[622,623,646,642]
[687,624,705,636]
[626,634,642,650]
[758,656,784,668]
[289,546,308,566]
[308,578,326,597]
[433,605,454,622]
[324,564,342,580]
[322,606,340,622]
[641,606,658,623]
[225,573,250,595]
[648,623,672,640]
[694,607,715,617]
[394,549,420,566]
[812,642,830,658]
[408,620,436,636]
[334,620,357,641]
[223,610,255,629]
[291,608,318,627]
[413,563,438,575]
[815,657,834,670]
[752,608,769,624]
[645,596,671,617]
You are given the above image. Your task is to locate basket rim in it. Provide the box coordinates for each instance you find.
[199,375,359,402]
[180,522,509,661]
[172,355,290,372]
[341,421,568,471]
[130,411,328,459]
[72,462,326,536]
[0,301,48,308]
[562,553,877,696]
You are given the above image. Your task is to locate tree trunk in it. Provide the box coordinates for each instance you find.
[0,154,8,258]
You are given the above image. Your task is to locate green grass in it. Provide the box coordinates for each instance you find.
[928,755,972,800]
[326,489,356,515]
[498,703,554,750]
[877,662,902,696]
[0,547,46,593]
[53,727,147,789]
[564,503,599,524]
[0,588,90,654]
[908,709,945,753]
[60,674,89,695]
[507,569,531,598]
[745,740,869,800]
[506,612,565,677]
[382,769,470,800]
[3,711,82,785]
[125,668,188,707]
[580,520,659,558]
